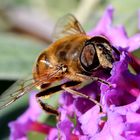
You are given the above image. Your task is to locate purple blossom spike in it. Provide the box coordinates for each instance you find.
[8,6,140,140]
[9,92,55,140]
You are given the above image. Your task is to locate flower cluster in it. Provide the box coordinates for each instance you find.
[9,6,140,140]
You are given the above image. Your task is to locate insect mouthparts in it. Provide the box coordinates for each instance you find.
[56,64,68,73]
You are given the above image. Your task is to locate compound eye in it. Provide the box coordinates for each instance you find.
[80,44,99,72]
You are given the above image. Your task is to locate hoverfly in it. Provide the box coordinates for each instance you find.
[0,14,120,116]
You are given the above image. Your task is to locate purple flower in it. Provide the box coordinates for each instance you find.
[58,6,140,139]
[9,6,140,140]
[101,52,140,108]
[88,6,140,52]
[9,92,56,140]
[79,52,140,139]
[83,96,140,140]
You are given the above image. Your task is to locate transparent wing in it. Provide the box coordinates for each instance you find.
[52,13,86,41]
[0,75,38,110]
[0,67,63,110]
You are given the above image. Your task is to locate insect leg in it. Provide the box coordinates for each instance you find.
[36,96,59,116]
[92,77,112,87]
[61,85,102,107]
[76,73,112,87]
[36,81,80,116]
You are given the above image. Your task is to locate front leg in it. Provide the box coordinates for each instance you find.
[36,81,80,116]
[61,85,102,107]
[36,96,59,116]
[76,73,112,87]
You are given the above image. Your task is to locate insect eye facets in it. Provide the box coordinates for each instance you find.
[81,44,95,66]
[80,44,100,72]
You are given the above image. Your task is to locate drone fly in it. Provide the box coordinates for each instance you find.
[0,14,120,116]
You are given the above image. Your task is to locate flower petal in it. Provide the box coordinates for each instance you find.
[79,105,100,137]
[9,92,42,140]
[127,34,140,51]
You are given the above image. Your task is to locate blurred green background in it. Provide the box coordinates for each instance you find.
[0,0,140,139]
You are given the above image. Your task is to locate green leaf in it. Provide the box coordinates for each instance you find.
[84,0,140,36]
[46,0,79,18]
[28,131,46,140]
[0,33,47,80]
[109,0,140,36]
